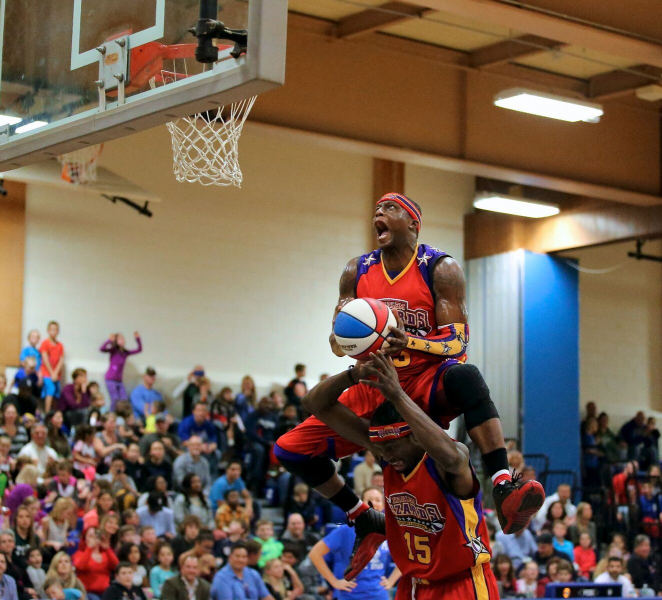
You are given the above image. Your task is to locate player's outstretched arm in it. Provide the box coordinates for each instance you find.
[329,257,359,357]
[360,352,475,496]
[302,368,373,451]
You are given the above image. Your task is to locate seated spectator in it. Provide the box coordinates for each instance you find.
[627,534,660,592]
[516,561,542,598]
[172,435,211,492]
[0,553,18,600]
[72,426,99,481]
[508,450,525,472]
[0,404,29,457]
[495,527,538,570]
[594,556,635,597]
[72,527,119,600]
[568,502,597,547]
[245,398,279,493]
[44,578,84,600]
[116,543,148,588]
[275,404,300,439]
[597,412,626,463]
[210,542,274,600]
[649,464,662,495]
[101,562,146,600]
[12,356,40,397]
[130,368,162,420]
[217,520,249,563]
[25,547,45,597]
[210,461,254,518]
[234,376,257,424]
[177,403,219,477]
[178,531,215,570]
[174,474,214,530]
[521,465,537,483]
[574,532,596,579]
[139,526,157,570]
[612,461,639,511]
[262,558,303,600]
[143,441,173,489]
[41,497,77,555]
[137,492,176,539]
[123,443,145,487]
[254,520,283,569]
[46,411,70,459]
[18,422,59,477]
[535,484,576,531]
[533,533,568,576]
[0,435,13,474]
[44,551,87,599]
[93,414,128,468]
[162,555,210,600]
[215,490,248,532]
[283,483,317,528]
[556,560,574,583]
[99,514,121,551]
[210,386,243,452]
[279,513,320,558]
[551,521,574,561]
[352,451,382,497]
[493,554,517,598]
[0,529,32,600]
[59,368,91,427]
[138,476,174,510]
[541,501,569,532]
[139,414,181,465]
[3,381,38,417]
[149,541,176,599]
[97,455,139,510]
[641,417,660,470]
[83,489,116,530]
[171,516,201,567]
[581,416,604,486]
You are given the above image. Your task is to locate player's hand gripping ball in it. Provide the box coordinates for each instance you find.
[333,298,397,360]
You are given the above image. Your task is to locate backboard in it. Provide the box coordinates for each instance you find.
[0,0,287,170]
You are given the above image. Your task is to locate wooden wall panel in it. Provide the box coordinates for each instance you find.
[0,181,26,368]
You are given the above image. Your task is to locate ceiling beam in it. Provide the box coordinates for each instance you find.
[290,13,589,97]
[469,35,567,69]
[399,0,662,69]
[465,203,662,259]
[335,2,432,39]
[589,65,662,100]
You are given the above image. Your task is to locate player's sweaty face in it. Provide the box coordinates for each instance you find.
[376,437,423,473]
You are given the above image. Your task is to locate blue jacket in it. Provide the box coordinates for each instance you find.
[177,416,218,444]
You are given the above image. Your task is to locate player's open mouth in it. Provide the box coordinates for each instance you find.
[375,220,390,241]
[389,460,406,470]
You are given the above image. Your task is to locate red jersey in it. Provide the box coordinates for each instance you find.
[355,244,463,376]
[384,453,492,583]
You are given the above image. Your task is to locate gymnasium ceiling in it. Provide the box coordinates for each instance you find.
[288,0,662,103]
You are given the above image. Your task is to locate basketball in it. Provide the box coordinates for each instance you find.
[333,298,397,360]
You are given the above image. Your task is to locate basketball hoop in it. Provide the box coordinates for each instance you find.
[58,145,103,184]
[144,38,255,187]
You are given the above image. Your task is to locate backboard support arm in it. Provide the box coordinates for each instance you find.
[192,0,248,62]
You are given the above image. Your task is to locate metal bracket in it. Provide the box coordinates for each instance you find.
[102,194,153,218]
[0,125,9,145]
[628,239,662,263]
[96,36,129,111]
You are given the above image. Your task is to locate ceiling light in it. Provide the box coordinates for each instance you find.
[0,114,22,127]
[494,88,603,123]
[474,194,560,218]
[15,120,48,134]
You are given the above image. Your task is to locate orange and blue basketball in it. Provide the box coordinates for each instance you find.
[334,298,397,360]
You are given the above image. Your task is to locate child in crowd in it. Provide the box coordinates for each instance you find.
[122,510,141,529]
[516,561,541,598]
[118,542,148,588]
[72,426,98,480]
[123,443,145,485]
[119,524,140,546]
[218,519,249,562]
[40,321,65,413]
[47,461,78,502]
[556,560,574,583]
[20,329,42,372]
[149,541,176,599]
[43,578,83,600]
[0,435,14,474]
[552,520,574,561]
[100,332,142,410]
[254,520,283,568]
[13,356,40,393]
[284,483,317,527]
[574,532,597,579]
[26,547,47,597]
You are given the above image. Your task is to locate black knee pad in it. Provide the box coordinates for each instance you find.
[443,363,499,431]
[277,454,338,488]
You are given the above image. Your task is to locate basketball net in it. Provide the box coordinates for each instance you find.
[58,145,103,184]
[148,45,256,187]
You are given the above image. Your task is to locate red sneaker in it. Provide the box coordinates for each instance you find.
[344,507,386,581]
[493,474,545,534]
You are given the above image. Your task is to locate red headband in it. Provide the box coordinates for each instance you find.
[368,421,412,442]
[377,193,421,232]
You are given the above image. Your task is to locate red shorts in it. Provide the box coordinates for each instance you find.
[276,360,460,461]
[396,564,500,600]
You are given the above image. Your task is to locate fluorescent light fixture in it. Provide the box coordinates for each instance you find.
[0,114,22,127]
[494,88,603,122]
[15,120,48,134]
[474,194,560,218]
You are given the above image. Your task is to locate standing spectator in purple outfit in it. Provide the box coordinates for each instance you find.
[100,332,142,409]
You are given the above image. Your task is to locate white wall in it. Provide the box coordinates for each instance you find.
[22,126,474,411]
[565,241,662,426]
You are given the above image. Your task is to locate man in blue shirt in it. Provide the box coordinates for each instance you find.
[130,367,163,419]
[495,527,538,570]
[209,461,254,518]
[211,543,274,600]
[136,491,176,538]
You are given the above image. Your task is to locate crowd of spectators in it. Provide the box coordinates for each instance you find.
[3,325,662,599]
